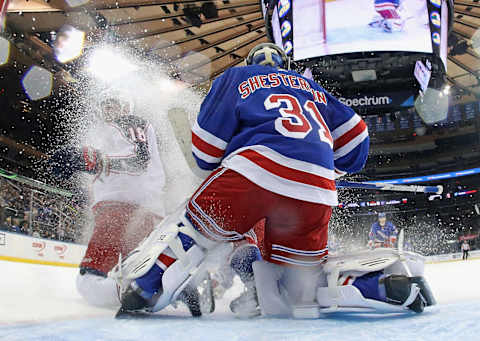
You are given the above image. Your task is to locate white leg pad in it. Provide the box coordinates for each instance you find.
[253,261,324,318]
[150,244,207,312]
[316,285,414,313]
[317,248,426,313]
[108,208,218,289]
[253,261,291,317]
[108,223,180,288]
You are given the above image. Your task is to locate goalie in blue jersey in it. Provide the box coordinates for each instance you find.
[369,0,405,32]
[112,43,435,318]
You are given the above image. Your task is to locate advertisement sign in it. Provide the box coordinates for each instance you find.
[426,250,480,263]
[459,234,479,241]
[338,91,415,110]
[277,0,294,57]
[414,60,432,92]
[426,0,448,68]
[0,232,85,266]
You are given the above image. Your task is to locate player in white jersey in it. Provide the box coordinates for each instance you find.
[49,89,166,308]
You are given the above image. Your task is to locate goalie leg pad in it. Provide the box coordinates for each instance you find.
[316,248,434,314]
[109,208,217,284]
[150,245,207,312]
[110,207,220,314]
[253,261,324,318]
[253,261,291,317]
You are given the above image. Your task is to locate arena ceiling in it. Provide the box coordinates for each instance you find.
[3,0,268,86]
[1,0,480,177]
[2,0,478,95]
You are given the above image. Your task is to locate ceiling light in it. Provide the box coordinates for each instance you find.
[53,25,85,63]
[87,47,138,82]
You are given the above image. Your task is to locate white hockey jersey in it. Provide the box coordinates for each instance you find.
[86,115,166,215]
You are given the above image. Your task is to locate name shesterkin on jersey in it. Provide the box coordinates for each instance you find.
[191,66,369,207]
[238,72,328,105]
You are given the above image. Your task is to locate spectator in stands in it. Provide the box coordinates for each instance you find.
[4,216,13,231]
[9,217,22,234]
[0,218,8,231]
[19,221,29,235]
[31,228,41,238]
[0,177,88,241]
[461,240,470,260]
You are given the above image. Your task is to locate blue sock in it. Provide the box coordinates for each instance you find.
[134,231,195,298]
[352,271,387,302]
[230,245,261,283]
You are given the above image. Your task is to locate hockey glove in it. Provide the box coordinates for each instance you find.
[49,146,102,180]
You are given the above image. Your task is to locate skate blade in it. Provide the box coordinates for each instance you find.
[115,307,154,320]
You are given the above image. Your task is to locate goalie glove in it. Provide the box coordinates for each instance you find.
[49,146,103,180]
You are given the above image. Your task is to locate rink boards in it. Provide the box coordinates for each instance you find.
[0,231,477,269]
[0,231,85,267]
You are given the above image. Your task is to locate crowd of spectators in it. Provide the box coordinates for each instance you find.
[1,173,478,254]
[0,177,88,243]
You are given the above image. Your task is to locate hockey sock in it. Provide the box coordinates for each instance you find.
[230,245,261,283]
[344,271,387,302]
[134,231,195,299]
[374,0,400,19]
[377,8,400,19]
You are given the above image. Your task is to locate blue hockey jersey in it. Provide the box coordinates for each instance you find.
[192,65,369,206]
[369,221,398,243]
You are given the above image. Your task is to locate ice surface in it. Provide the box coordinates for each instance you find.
[1,259,480,340]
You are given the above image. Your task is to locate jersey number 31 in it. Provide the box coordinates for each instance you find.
[264,94,333,149]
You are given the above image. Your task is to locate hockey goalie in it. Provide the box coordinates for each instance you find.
[110,43,435,318]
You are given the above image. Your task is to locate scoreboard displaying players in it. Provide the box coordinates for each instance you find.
[263,0,450,66]
[261,0,453,123]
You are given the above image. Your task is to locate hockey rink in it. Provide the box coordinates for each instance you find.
[293,0,433,60]
[1,258,480,340]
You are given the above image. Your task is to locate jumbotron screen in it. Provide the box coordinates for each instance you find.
[263,0,448,63]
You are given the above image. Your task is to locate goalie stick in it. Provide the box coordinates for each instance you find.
[336,180,443,194]
[167,109,443,194]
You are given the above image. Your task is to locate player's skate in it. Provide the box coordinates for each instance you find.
[382,18,405,32]
[368,14,384,28]
[115,283,150,317]
[110,208,218,318]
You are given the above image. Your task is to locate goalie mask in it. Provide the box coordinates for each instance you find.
[245,43,290,69]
